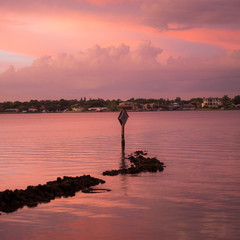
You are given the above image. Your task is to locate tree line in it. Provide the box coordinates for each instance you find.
[0,98,120,112]
[0,95,240,112]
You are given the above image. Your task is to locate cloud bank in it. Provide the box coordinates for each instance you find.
[1,0,240,59]
[141,0,240,30]
[0,42,239,101]
[1,0,240,29]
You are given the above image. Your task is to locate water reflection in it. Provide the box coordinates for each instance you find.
[120,144,129,196]
[120,143,127,170]
[1,111,240,240]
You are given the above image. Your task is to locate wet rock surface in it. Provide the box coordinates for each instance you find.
[0,175,105,213]
[103,151,165,176]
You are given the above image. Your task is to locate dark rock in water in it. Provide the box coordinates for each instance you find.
[82,188,111,193]
[102,170,120,176]
[103,151,165,176]
[0,175,105,213]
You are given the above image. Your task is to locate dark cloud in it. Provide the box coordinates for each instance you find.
[141,0,240,30]
[1,0,239,31]
[0,43,239,101]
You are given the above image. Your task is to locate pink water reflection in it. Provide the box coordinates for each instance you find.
[1,111,240,240]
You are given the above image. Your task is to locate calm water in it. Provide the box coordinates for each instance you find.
[0,111,240,240]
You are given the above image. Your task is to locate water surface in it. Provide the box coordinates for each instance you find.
[0,111,240,240]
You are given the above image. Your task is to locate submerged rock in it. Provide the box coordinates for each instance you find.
[0,175,105,213]
[103,151,165,176]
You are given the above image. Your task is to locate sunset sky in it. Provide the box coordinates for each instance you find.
[0,0,240,101]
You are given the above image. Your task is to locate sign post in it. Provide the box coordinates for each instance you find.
[118,109,129,147]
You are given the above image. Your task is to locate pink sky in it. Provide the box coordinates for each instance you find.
[0,0,240,101]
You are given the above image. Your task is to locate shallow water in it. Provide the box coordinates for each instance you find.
[0,111,240,240]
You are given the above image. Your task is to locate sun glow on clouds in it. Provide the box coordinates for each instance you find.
[1,9,146,57]
[1,0,239,56]
[167,28,240,50]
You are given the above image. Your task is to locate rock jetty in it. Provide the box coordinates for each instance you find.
[103,150,165,176]
[0,175,105,213]
[0,151,166,214]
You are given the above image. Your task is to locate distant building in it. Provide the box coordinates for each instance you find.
[142,103,160,110]
[235,104,240,109]
[72,106,83,112]
[88,107,108,112]
[168,102,181,110]
[118,102,137,110]
[201,98,222,108]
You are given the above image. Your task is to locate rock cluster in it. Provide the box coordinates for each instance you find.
[0,175,105,213]
[0,151,166,214]
[103,151,165,176]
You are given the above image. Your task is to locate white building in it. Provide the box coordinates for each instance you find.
[201,98,222,108]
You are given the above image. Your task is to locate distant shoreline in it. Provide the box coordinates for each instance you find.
[1,108,239,114]
[1,96,239,113]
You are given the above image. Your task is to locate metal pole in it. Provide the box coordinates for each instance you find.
[118,108,128,148]
[121,123,125,147]
[121,135,126,170]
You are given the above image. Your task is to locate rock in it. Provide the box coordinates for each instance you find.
[0,175,105,213]
[102,170,119,176]
[102,151,166,176]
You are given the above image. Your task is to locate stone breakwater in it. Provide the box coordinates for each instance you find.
[0,175,105,213]
[103,151,166,176]
[0,151,165,214]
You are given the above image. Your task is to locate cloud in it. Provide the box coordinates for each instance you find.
[1,0,240,31]
[0,1,239,102]
[0,42,239,101]
[0,51,34,73]
[1,0,239,60]
[82,0,125,6]
[141,0,240,30]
